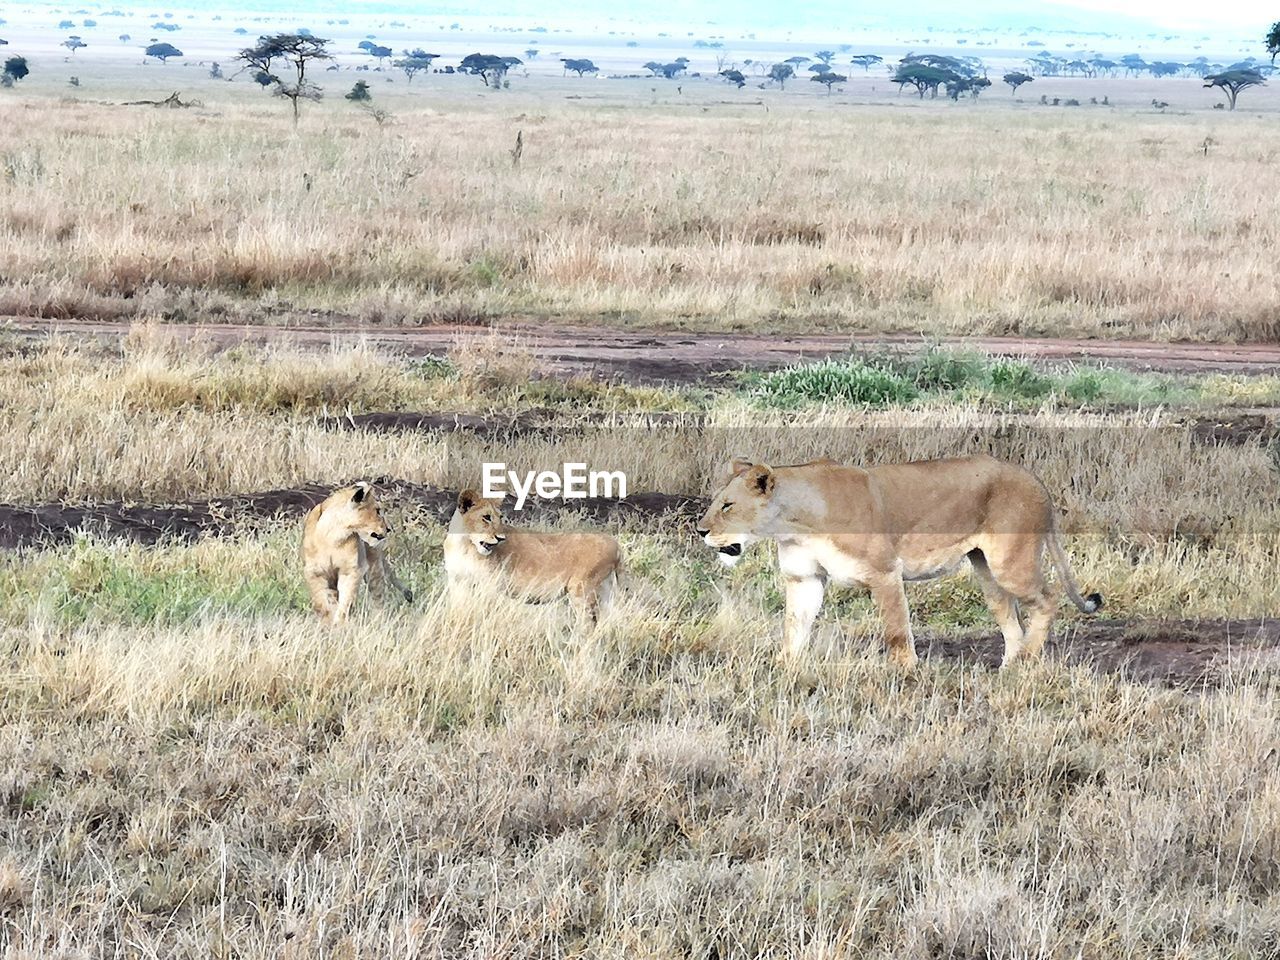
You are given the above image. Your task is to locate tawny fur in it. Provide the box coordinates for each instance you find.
[697,455,1101,668]
[302,482,412,624]
[444,489,622,626]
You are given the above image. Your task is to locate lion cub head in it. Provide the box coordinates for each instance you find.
[452,489,509,556]
[331,482,392,545]
[696,458,776,567]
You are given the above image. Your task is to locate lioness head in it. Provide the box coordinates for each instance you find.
[695,458,775,568]
[455,489,509,556]
[337,482,392,545]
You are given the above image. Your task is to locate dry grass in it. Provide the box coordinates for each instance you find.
[0,567,1278,957]
[3,81,1280,338]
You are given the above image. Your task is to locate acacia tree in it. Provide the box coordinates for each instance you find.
[237,33,332,124]
[769,62,794,87]
[811,71,846,94]
[849,54,882,72]
[63,35,87,54]
[813,50,835,65]
[947,75,990,99]
[1003,71,1033,93]
[459,53,521,87]
[720,68,745,88]
[1267,21,1280,63]
[1203,68,1265,109]
[560,57,597,76]
[394,48,438,83]
[145,41,182,63]
[892,63,955,97]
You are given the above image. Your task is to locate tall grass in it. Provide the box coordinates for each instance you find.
[2,88,1280,338]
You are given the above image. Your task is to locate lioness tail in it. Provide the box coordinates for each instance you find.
[1047,529,1103,614]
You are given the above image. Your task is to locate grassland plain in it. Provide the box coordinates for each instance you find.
[0,332,1278,955]
[2,72,1280,340]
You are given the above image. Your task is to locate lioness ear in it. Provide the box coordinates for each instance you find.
[729,457,754,478]
[352,482,369,504]
[745,463,774,496]
[457,488,479,512]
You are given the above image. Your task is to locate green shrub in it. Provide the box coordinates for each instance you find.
[988,360,1053,399]
[752,359,918,408]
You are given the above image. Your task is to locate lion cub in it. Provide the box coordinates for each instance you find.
[444,489,621,625]
[302,482,412,624]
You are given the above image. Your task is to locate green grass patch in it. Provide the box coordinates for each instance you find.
[746,349,1203,410]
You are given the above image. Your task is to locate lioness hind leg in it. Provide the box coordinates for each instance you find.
[1015,583,1061,661]
[980,541,1058,666]
[969,550,1026,667]
[569,581,601,629]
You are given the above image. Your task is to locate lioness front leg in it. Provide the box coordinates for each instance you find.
[782,575,826,657]
[869,574,918,669]
[331,571,362,624]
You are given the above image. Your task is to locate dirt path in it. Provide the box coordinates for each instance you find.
[8,317,1280,384]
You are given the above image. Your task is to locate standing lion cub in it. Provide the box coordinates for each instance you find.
[302,482,413,624]
[444,489,622,625]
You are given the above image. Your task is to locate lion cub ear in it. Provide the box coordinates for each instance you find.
[352,482,370,503]
[744,463,775,496]
[729,457,755,478]
[457,488,480,512]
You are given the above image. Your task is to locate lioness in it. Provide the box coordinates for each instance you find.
[302,482,413,624]
[444,489,622,625]
[697,456,1101,668]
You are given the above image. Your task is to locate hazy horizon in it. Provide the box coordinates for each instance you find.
[8,0,1274,41]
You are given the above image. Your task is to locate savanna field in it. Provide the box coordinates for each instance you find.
[1,41,1280,958]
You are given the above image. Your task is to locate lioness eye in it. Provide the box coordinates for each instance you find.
[721,502,733,512]
[483,516,491,524]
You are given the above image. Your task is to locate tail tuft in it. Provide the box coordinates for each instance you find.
[1083,592,1103,614]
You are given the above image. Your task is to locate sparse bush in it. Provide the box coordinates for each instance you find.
[345,79,371,101]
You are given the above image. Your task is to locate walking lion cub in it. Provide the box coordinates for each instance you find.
[444,489,622,625]
[302,482,413,624]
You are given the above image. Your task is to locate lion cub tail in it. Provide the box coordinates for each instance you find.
[1048,528,1103,614]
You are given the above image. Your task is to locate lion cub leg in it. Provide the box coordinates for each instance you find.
[331,571,363,624]
[782,575,826,658]
[868,573,918,670]
[366,544,413,603]
[306,570,339,621]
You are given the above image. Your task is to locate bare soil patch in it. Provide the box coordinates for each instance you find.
[922,618,1279,689]
[0,480,704,550]
[9,318,1280,384]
